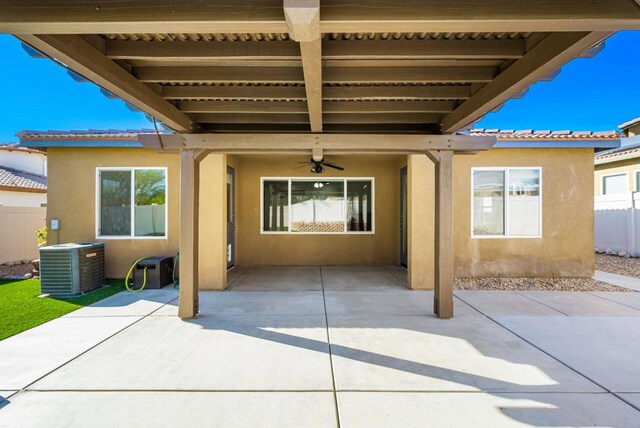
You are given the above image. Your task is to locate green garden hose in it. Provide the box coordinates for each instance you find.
[125,257,149,292]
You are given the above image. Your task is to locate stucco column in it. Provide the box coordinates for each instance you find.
[198,153,228,290]
[407,154,435,290]
[178,150,200,319]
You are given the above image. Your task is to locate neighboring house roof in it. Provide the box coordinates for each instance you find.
[0,166,47,193]
[469,129,620,149]
[594,136,640,165]
[619,117,640,131]
[0,143,46,156]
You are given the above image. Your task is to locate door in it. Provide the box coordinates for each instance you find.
[400,166,408,267]
[227,166,236,268]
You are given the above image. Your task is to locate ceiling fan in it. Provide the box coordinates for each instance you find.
[294,148,344,174]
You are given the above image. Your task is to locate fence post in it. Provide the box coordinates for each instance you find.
[633,192,639,257]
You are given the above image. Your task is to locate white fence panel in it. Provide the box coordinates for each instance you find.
[595,193,640,256]
[0,205,46,264]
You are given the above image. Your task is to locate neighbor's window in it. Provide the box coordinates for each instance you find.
[472,168,541,238]
[98,168,167,238]
[602,173,628,195]
[262,178,374,233]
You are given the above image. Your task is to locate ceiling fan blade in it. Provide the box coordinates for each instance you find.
[323,162,345,171]
[292,163,312,170]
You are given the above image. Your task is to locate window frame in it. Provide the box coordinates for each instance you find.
[601,172,629,195]
[633,170,640,192]
[260,177,375,235]
[95,167,169,240]
[471,167,543,239]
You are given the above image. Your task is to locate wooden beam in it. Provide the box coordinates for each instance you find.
[299,39,323,132]
[179,100,456,114]
[426,149,454,319]
[0,1,288,34]
[18,34,194,132]
[105,38,524,61]
[178,150,200,319]
[192,112,443,124]
[161,85,470,101]
[138,133,496,154]
[442,32,611,132]
[136,65,496,84]
[319,0,640,33]
[106,40,300,61]
[2,1,639,34]
[323,38,525,60]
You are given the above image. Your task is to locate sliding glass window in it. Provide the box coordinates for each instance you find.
[262,178,374,234]
[472,168,541,238]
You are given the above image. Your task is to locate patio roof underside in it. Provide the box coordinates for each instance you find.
[6,1,640,135]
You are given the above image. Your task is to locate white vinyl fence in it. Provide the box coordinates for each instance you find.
[0,205,46,264]
[595,193,640,256]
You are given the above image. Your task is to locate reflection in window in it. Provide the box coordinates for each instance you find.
[472,170,505,236]
[263,180,289,231]
[347,180,372,232]
[508,169,540,237]
[602,173,627,195]
[134,169,166,237]
[100,170,131,236]
[472,168,541,238]
[291,180,344,232]
[98,168,166,238]
[261,178,374,233]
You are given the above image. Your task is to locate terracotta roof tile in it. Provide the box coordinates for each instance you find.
[470,129,620,140]
[0,166,47,192]
[18,129,158,140]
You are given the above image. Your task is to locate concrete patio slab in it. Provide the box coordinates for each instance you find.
[594,270,640,291]
[591,291,640,310]
[517,291,640,316]
[619,393,640,410]
[321,266,405,291]
[328,308,601,392]
[337,392,640,428]
[153,291,325,317]
[455,291,565,316]
[0,391,338,428]
[0,316,142,390]
[64,288,177,317]
[228,266,322,291]
[494,316,640,393]
[381,265,408,287]
[32,314,334,391]
[325,290,433,316]
[227,266,248,287]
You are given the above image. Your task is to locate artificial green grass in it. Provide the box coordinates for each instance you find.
[0,278,125,341]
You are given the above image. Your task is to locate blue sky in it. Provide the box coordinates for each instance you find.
[0,31,638,142]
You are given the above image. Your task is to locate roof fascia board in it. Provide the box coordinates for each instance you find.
[20,139,143,148]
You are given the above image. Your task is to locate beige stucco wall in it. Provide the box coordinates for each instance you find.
[47,148,180,279]
[453,148,594,278]
[233,154,403,266]
[594,158,640,195]
[47,147,594,281]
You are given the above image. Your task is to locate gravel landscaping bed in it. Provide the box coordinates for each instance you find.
[0,262,35,279]
[596,253,640,279]
[455,276,631,292]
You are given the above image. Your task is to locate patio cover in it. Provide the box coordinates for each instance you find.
[3,0,639,319]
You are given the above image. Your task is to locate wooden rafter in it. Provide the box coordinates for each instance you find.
[18,34,195,132]
[135,65,496,84]
[191,112,443,124]
[104,38,525,61]
[284,0,322,132]
[178,100,456,114]
[442,31,611,132]
[1,1,639,34]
